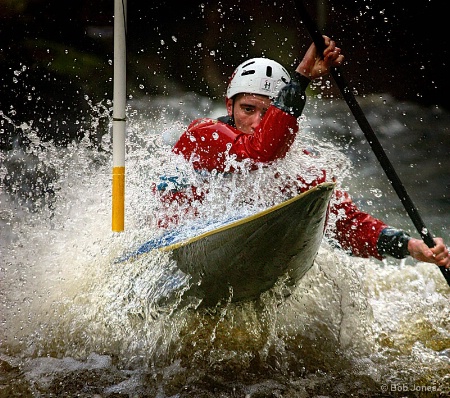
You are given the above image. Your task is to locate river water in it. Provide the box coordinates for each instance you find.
[1,91,449,397]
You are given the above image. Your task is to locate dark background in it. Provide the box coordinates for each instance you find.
[0,0,448,148]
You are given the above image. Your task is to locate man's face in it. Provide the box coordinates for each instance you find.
[226,93,271,135]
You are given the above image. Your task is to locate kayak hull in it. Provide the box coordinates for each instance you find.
[163,182,335,305]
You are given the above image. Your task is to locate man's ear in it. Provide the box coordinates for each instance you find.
[226,97,233,116]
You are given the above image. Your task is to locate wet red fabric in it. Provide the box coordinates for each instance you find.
[173,106,298,171]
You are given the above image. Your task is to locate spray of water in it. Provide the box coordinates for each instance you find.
[1,96,449,396]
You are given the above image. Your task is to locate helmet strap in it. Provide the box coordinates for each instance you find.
[230,98,236,127]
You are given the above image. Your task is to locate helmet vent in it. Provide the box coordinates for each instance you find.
[241,70,255,76]
[242,61,255,68]
[266,66,273,77]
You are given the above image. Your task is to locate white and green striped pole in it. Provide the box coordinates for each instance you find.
[112,0,127,231]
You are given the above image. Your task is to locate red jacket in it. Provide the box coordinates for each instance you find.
[158,106,387,259]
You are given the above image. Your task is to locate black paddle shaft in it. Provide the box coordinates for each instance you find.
[294,0,450,286]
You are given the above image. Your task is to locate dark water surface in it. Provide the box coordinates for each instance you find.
[1,93,449,397]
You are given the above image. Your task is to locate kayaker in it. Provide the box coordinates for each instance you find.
[156,36,450,269]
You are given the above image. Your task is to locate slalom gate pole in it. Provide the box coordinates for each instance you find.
[112,0,127,232]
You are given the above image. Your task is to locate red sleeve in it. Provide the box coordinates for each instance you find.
[330,190,387,259]
[173,106,299,172]
[231,106,299,162]
[151,183,205,228]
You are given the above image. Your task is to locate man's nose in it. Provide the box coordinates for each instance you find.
[252,111,264,127]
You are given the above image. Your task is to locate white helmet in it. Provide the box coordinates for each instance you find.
[226,58,291,100]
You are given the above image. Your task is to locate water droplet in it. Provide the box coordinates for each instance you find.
[370,188,383,198]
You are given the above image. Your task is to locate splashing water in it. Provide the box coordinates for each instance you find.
[1,94,449,397]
